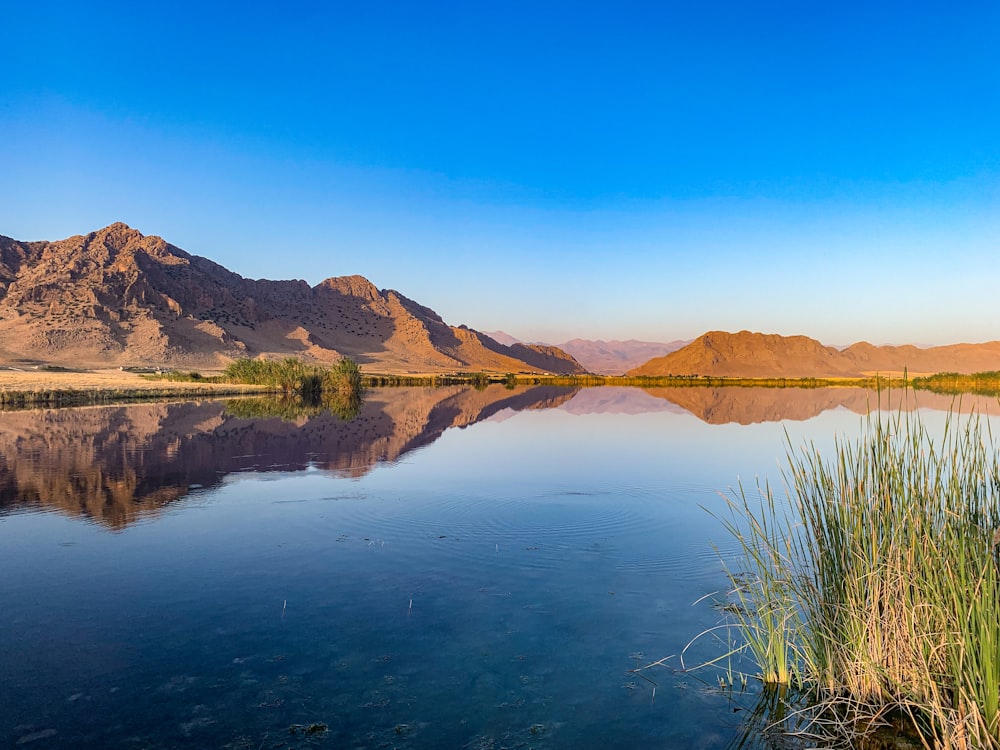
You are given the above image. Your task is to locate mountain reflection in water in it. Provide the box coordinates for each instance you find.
[0,385,991,528]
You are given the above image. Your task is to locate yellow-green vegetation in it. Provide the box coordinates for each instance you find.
[224,389,363,422]
[146,370,221,383]
[222,356,364,398]
[363,373,512,387]
[217,357,365,421]
[0,387,237,408]
[712,399,1000,747]
[539,374,893,388]
[146,366,1000,396]
[360,373,895,388]
[912,371,1000,396]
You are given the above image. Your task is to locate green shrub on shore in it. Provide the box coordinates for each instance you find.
[222,357,364,397]
[711,398,1000,748]
[151,370,220,383]
[323,357,363,395]
[912,371,1000,396]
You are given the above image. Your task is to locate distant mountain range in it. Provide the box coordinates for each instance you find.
[629,330,1000,378]
[483,332,688,374]
[0,224,585,374]
[2,225,998,378]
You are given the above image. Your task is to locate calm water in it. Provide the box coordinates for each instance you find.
[0,385,993,749]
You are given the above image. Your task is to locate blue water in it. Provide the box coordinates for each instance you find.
[0,386,989,748]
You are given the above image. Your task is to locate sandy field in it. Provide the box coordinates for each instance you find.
[0,368,265,395]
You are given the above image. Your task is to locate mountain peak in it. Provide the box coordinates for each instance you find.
[93,221,146,242]
[0,226,585,374]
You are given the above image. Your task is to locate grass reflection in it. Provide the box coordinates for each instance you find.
[225,389,365,422]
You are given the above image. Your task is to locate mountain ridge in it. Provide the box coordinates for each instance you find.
[481,332,690,374]
[0,224,586,374]
[629,330,1000,378]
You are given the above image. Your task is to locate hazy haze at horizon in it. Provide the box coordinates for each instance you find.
[2,1,998,347]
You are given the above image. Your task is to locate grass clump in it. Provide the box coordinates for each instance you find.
[149,370,221,383]
[712,397,1000,748]
[222,358,365,422]
[222,356,364,398]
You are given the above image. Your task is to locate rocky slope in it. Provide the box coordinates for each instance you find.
[629,330,1000,378]
[0,223,586,374]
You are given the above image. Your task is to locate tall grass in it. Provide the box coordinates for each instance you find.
[712,479,803,686]
[715,396,1000,748]
[223,356,363,398]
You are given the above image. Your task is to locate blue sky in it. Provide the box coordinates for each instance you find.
[2,1,998,346]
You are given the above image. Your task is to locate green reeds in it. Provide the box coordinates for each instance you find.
[223,356,365,399]
[715,479,803,686]
[714,395,1000,748]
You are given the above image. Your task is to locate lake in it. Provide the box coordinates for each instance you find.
[1,385,993,749]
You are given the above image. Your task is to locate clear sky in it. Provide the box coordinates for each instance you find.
[2,1,998,346]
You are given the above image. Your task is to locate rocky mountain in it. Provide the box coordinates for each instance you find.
[629,330,1000,378]
[0,224,585,374]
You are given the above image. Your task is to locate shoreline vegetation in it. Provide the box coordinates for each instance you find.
[695,399,1000,749]
[1,359,1000,408]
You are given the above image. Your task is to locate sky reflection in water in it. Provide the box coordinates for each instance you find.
[1,386,995,748]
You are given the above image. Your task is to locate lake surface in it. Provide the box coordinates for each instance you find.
[1,385,994,749]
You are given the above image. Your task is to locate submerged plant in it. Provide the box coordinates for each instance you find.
[711,395,1000,748]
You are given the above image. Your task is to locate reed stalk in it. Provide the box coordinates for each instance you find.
[713,395,1000,747]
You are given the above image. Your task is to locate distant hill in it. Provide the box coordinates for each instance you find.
[0,224,586,374]
[482,330,521,347]
[628,330,1000,378]
[557,338,689,375]
[484,334,689,374]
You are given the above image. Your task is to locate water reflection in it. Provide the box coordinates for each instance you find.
[2,384,993,749]
[0,386,580,528]
[0,385,994,529]
[645,385,997,424]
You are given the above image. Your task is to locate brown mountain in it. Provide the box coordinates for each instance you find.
[629,330,1000,378]
[0,223,586,374]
